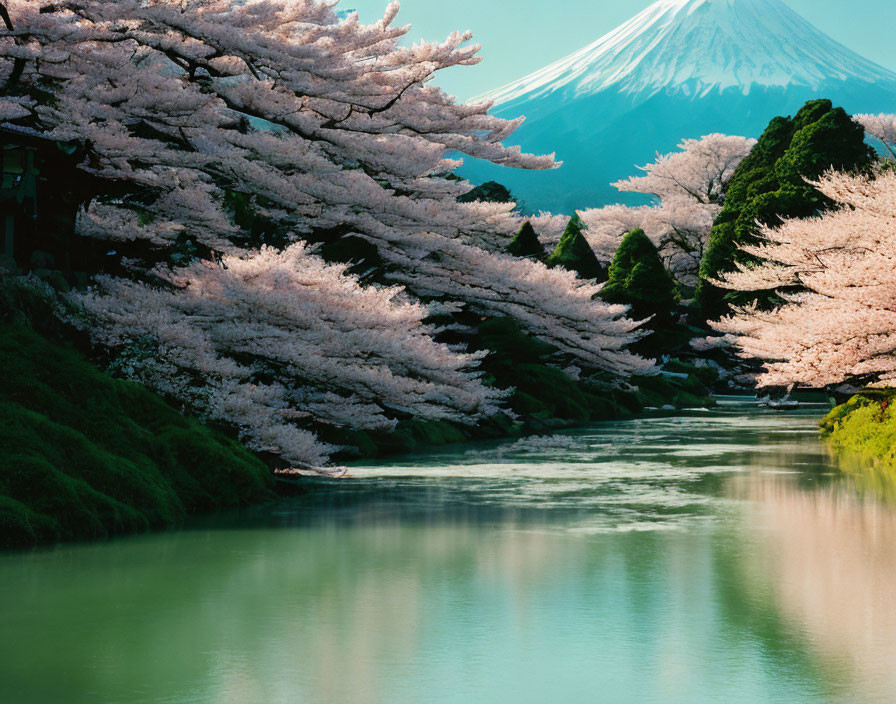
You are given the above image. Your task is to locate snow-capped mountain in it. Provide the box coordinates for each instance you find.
[459,0,896,213]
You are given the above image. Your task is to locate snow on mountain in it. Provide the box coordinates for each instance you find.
[490,0,895,104]
[459,0,896,214]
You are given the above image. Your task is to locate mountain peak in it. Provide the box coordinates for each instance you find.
[486,0,896,108]
[461,0,896,214]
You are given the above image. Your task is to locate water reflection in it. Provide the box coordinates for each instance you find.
[738,475,896,702]
[0,520,834,704]
[1,402,895,703]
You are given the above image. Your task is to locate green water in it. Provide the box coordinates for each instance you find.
[3,398,896,704]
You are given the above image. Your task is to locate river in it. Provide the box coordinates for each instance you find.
[2,398,895,704]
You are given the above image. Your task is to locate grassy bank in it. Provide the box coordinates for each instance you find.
[820,391,896,485]
[0,322,274,549]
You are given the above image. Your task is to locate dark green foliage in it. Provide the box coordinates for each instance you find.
[511,363,592,423]
[507,221,545,258]
[0,324,273,548]
[468,318,590,421]
[458,180,515,204]
[461,317,713,424]
[398,419,469,447]
[0,273,83,344]
[663,359,720,389]
[600,229,677,318]
[697,99,874,319]
[222,190,289,249]
[508,391,548,416]
[316,426,379,460]
[352,419,472,458]
[474,317,558,363]
[629,374,677,409]
[467,317,641,424]
[318,419,471,460]
[630,373,715,411]
[599,229,678,356]
[223,190,267,237]
[546,217,606,282]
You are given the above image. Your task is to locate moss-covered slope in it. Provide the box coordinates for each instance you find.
[0,324,274,549]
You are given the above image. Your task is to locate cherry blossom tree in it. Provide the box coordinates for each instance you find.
[0,0,547,249]
[614,134,757,205]
[707,170,896,390]
[854,113,896,161]
[0,0,648,371]
[579,134,754,286]
[0,0,653,467]
[75,244,507,468]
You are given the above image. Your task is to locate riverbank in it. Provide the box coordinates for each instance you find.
[0,322,275,549]
[820,391,896,484]
[0,274,715,549]
[0,318,713,548]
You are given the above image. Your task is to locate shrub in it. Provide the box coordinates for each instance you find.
[507,221,545,258]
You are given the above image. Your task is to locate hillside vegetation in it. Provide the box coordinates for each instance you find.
[698,98,873,317]
[0,311,273,549]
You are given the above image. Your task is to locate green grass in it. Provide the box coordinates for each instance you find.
[0,323,273,549]
[817,390,896,499]
[820,390,896,468]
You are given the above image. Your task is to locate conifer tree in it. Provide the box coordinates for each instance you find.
[507,221,545,258]
[600,229,677,327]
[546,217,606,281]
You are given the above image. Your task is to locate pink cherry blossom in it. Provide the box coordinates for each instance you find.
[0,1,652,467]
[580,134,754,286]
[709,170,896,390]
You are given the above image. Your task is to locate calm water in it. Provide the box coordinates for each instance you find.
[3,398,896,704]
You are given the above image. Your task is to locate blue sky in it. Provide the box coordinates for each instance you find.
[341,0,896,100]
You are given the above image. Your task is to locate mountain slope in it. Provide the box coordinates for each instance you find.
[459,0,896,213]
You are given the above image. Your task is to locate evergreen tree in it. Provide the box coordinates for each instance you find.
[507,221,545,258]
[546,217,606,281]
[600,229,678,356]
[569,212,586,229]
[600,229,677,320]
[697,99,874,319]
